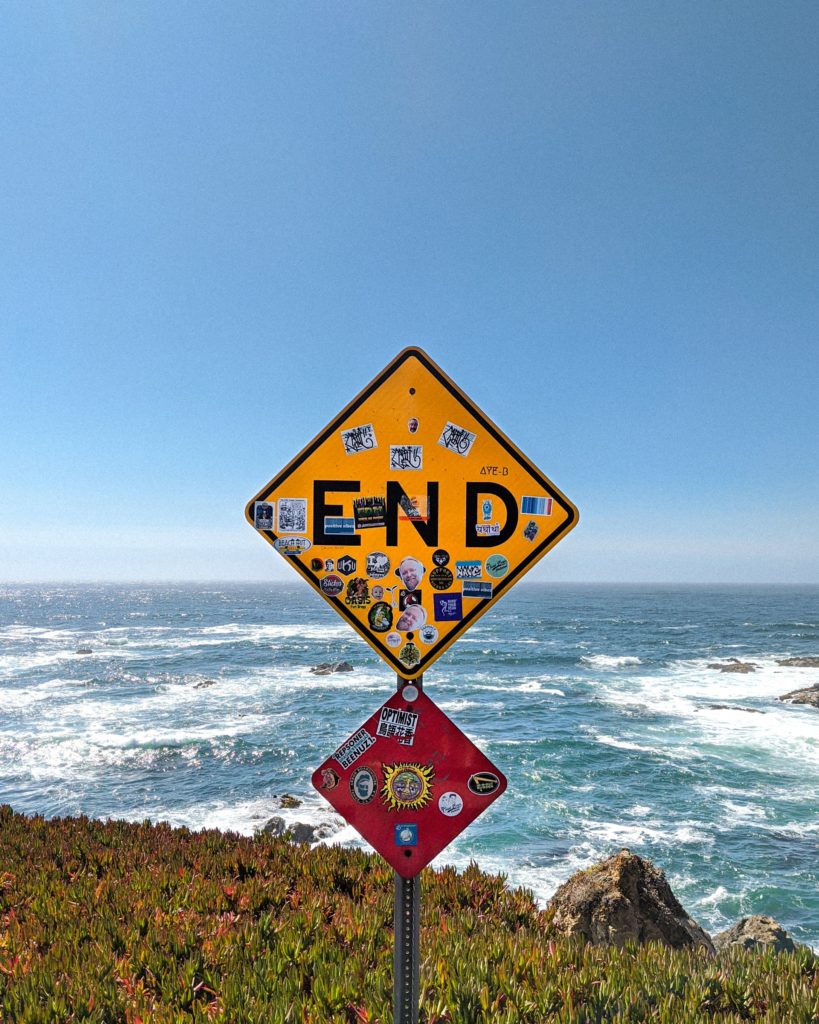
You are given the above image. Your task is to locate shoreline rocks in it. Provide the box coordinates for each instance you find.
[258,815,344,844]
[545,851,812,957]
[777,657,819,668]
[778,684,819,709]
[547,848,715,953]
[714,916,806,954]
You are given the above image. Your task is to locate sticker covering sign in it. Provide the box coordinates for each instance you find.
[246,347,578,678]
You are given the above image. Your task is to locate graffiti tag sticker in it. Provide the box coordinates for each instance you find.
[389,445,423,471]
[438,421,477,457]
[341,423,377,454]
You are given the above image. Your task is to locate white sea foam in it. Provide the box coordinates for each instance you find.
[589,732,666,756]
[581,654,642,669]
[720,800,767,823]
[438,698,504,713]
[514,680,565,695]
[581,819,712,848]
[698,885,730,906]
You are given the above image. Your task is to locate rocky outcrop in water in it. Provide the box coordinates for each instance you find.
[714,916,806,954]
[310,661,354,675]
[776,657,819,668]
[707,659,757,674]
[701,704,765,714]
[547,848,715,952]
[276,794,302,809]
[778,684,819,709]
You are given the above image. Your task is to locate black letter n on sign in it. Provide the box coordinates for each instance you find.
[465,482,518,546]
[386,481,439,547]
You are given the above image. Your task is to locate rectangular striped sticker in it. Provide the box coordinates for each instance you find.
[521,496,553,516]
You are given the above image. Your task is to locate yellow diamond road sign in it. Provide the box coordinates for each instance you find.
[245,348,578,679]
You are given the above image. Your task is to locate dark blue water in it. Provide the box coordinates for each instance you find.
[1,582,817,947]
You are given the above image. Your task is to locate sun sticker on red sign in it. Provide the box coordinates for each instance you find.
[246,347,578,678]
[312,685,507,877]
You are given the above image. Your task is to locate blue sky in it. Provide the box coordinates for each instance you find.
[2,1,817,583]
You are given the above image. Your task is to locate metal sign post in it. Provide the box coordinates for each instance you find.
[393,672,420,1024]
[394,872,420,1024]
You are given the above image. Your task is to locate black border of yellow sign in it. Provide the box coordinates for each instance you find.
[245,347,578,678]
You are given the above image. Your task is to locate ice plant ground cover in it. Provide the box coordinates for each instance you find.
[0,807,817,1022]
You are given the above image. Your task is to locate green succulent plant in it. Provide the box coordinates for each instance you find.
[0,806,816,1022]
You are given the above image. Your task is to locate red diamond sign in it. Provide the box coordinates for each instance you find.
[312,685,507,877]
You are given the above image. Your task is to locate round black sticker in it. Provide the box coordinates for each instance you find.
[432,549,450,567]
[429,566,454,591]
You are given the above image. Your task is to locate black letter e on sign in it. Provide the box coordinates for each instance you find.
[314,480,361,546]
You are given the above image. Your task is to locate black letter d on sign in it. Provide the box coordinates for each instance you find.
[465,482,518,546]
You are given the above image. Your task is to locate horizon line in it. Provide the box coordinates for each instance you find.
[2,579,818,588]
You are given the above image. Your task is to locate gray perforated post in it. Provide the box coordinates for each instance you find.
[393,674,422,1024]
[393,872,420,1024]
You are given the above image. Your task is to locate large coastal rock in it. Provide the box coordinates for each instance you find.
[548,849,715,952]
[779,684,819,709]
[714,916,805,954]
[776,657,819,668]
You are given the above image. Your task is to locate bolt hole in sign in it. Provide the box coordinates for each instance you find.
[312,686,507,877]
[245,348,578,678]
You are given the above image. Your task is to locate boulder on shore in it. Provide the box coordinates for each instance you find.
[778,684,819,709]
[310,661,354,675]
[707,659,757,674]
[257,815,342,844]
[547,848,715,953]
[776,656,819,668]
[714,916,805,954]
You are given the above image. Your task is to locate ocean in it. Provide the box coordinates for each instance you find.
[1,582,817,949]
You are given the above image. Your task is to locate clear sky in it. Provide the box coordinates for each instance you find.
[2,2,817,583]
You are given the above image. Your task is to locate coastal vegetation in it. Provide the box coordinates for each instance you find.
[0,806,816,1023]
